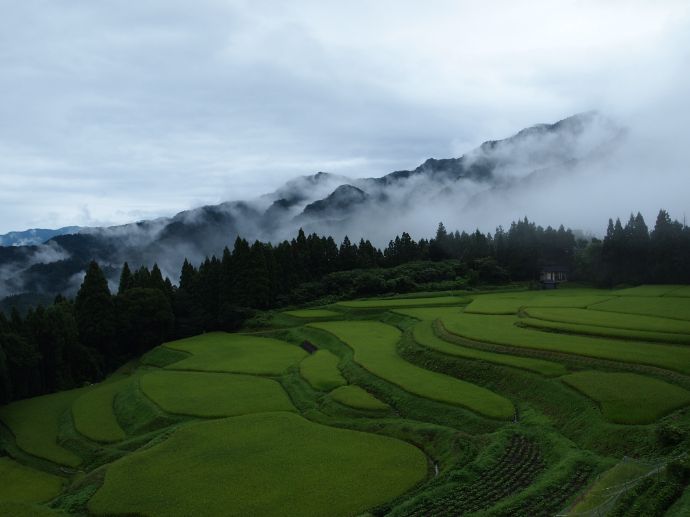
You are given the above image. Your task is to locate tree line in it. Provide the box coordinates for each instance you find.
[1,209,688,404]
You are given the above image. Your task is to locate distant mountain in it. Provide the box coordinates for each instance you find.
[0,226,81,246]
[0,112,622,302]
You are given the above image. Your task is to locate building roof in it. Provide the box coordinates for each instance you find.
[541,265,569,273]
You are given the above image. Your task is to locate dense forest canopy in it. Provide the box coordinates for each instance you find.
[0,209,688,405]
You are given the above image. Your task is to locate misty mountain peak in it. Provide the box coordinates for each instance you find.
[301,184,369,217]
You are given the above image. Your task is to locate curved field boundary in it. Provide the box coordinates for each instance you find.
[330,385,390,410]
[309,321,514,420]
[411,320,567,377]
[163,332,307,375]
[72,377,130,443]
[588,297,690,322]
[561,371,690,424]
[0,457,64,504]
[612,285,684,297]
[89,412,428,517]
[0,388,87,467]
[283,309,341,318]
[299,350,347,391]
[464,293,615,316]
[140,370,296,418]
[519,317,690,345]
[524,307,690,336]
[440,313,690,375]
[337,296,470,309]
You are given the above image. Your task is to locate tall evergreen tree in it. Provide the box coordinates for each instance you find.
[75,261,117,368]
[118,262,133,294]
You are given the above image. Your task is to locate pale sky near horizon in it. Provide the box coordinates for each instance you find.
[1,1,689,233]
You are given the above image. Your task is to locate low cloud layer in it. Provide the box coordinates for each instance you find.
[0,1,689,234]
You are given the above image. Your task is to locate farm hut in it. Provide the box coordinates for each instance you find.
[301,340,318,354]
[539,266,568,289]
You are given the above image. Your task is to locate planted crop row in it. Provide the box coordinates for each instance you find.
[493,462,595,517]
[400,435,545,516]
[609,476,686,517]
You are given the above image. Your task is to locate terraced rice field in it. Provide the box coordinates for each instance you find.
[337,296,469,308]
[0,457,63,503]
[283,309,341,318]
[329,385,389,410]
[0,388,87,466]
[309,321,515,419]
[72,377,130,443]
[410,320,567,376]
[3,285,690,516]
[441,313,690,374]
[299,350,346,391]
[589,296,690,321]
[88,412,427,517]
[164,332,306,374]
[561,371,690,424]
[141,370,295,418]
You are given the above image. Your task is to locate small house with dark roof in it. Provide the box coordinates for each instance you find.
[540,265,568,289]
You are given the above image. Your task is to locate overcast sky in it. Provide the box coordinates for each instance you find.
[0,0,689,233]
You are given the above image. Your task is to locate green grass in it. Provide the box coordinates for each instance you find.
[0,502,66,516]
[283,309,341,318]
[411,320,567,376]
[330,385,390,410]
[464,291,614,315]
[88,412,427,517]
[0,457,63,503]
[524,307,690,336]
[440,313,690,375]
[299,350,346,391]
[519,316,690,345]
[613,285,683,297]
[667,285,690,298]
[309,321,514,419]
[589,296,690,321]
[164,332,307,375]
[71,377,130,443]
[0,388,86,467]
[571,460,651,512]
[561,371,690,424]
[337,296,469,308]
[140,370,295,418]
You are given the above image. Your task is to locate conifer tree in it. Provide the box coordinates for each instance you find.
[118,262,133,294]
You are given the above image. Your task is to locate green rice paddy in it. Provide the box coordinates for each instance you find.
[164,332,307,374]
[441,313,690,374]
[561,371,690,424]
[283,309,341,318]
[3,284,690,516]
[524,307,690,335]
[590,296,690,321]
[141,370,295,418]
[329,385,390,410]
[309,321,515,419]
[299,350,346,391]
[71,377,130,443]
[411,320,567,376]
[0,457,63,503]
[337,296,469,308]
[0,388,86,467]
[88,412,427,517]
